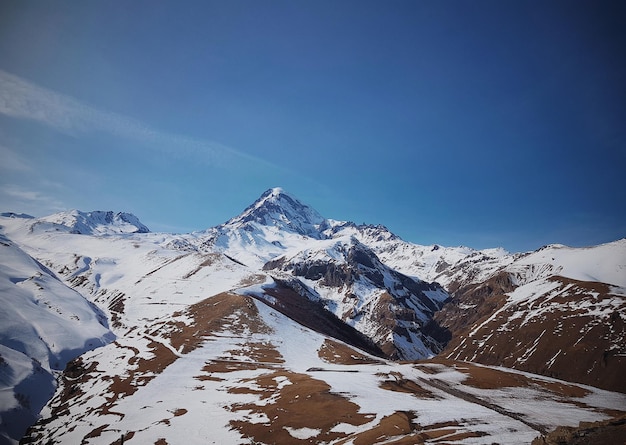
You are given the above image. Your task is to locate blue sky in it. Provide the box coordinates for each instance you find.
[0,1,624,252]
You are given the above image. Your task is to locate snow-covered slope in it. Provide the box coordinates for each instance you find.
[0,233,114,444]
[508,240,626,288]
[21,289,626,445]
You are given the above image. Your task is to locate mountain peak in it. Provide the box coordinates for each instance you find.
[225,188,327,238]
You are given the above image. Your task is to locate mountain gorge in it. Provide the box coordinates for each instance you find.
[1,188,625,445]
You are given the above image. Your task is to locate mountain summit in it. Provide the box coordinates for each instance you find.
[224,187,327,238]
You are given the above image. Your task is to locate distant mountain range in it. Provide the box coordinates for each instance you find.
[1,188,625,444]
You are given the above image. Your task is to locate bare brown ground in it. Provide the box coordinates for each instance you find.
[168,292,267,354]
[341,411,417,445]
[377,371,438,399]
[181,253,222,279]
[318,338,384,365]
[236,273,267,288]
[335,412,486,445]
[229,370,373,444]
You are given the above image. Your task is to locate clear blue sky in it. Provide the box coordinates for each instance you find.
[1,0,624,252]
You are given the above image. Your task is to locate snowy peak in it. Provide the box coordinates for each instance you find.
[507,238,626,288]
[225,187,327,238]
[29,210,150,235]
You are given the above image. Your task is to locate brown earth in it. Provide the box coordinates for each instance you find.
[318,338,384,365]
[228,370,374,444]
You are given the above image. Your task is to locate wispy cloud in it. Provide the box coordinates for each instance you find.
[0,69,275,169]
[0,184,66,215]
[0,145,32,172]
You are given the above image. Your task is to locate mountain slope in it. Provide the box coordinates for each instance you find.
[21,290,626,445]
[435,240,626,393]
[0,233,114,444]
[324,221,515,289]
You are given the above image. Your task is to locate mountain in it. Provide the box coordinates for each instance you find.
[198,187,329,268]
[261,236,448,359]
[195,188,450,359]
[24,210,149,235]
[1,188,625,444]
[323,220,515,289]
[225,187,327,238]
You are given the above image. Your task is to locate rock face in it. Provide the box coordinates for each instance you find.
[262,237,449,359]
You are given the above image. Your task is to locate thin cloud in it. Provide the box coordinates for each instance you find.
[0,184,66,215]
[0,145,32,172]
[0,69,276,169]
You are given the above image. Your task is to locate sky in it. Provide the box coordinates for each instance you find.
[0,0,624,252]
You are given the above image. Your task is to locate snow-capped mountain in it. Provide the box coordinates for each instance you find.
[324,220,515,289]
[1,188,625,444]
[197,187,329,268]
[224,187,328,238]
[24,210,149,235]
[194,188,451,359]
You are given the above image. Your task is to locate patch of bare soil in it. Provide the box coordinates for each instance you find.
[336,413,486,445]
[318,339,384,365]
[229,370,373,444]
[236,273,267,288]
[532,414,626,445]
[168,292,267,354]
[196,341,284,378]
[340,411,417,445]
[377,372,437,399]
[108,291,126,328]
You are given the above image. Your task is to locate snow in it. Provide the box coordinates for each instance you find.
[510,239,626,288]
[284,426,321,439]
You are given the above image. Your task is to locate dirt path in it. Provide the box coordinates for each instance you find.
[418,377,549,435]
